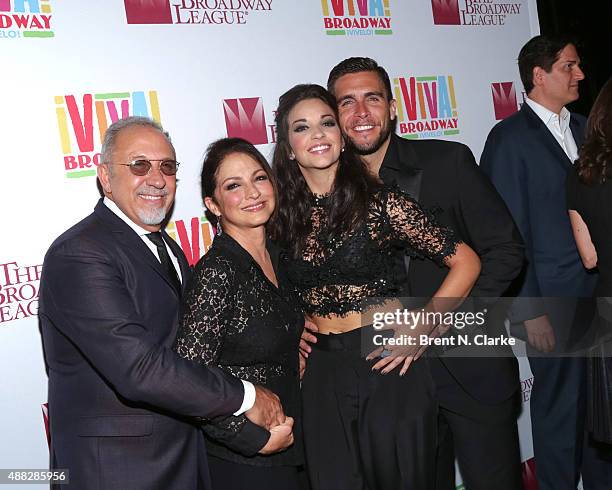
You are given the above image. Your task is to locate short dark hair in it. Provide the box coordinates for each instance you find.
[200,137,275,226]
[327,57,393,101]
[518,35,575,94]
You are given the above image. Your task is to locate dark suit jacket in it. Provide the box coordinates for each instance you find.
[480,103,597,348]
[39,200,245,490]
[380,134,524,403]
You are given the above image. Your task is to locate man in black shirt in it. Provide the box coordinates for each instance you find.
[324,57,524,489]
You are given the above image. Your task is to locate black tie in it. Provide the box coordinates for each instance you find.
[146,232,181,294]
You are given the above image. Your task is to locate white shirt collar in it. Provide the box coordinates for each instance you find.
[525,97,571,130]
[103,196,153,238]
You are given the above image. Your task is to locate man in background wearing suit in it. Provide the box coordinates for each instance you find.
[481,36,612,489]
[39,117,285,489]
[321,57,524,489]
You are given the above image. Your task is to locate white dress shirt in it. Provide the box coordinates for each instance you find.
[103,197,256,416]
[525,97,579,163]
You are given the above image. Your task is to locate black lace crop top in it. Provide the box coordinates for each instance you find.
[285,186,460,317]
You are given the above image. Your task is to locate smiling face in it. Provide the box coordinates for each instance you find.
[534,44,585,111]
[286,97,343,181]
[333,70,397,156]
[204,152,275,235]
[97,125,176,231]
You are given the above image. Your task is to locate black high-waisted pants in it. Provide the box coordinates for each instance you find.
[301,327,438,490]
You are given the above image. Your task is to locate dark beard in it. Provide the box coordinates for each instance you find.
[347,120,394,156]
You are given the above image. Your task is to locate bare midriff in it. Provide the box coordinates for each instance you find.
[310,299,404,334]
[310,312,362,335]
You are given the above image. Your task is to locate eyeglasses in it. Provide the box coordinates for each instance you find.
[112,159,180,176]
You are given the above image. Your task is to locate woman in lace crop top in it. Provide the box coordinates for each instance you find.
[268,84,481,490]
[174,139,303,490]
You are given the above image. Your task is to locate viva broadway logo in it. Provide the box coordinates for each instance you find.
[321,0,392,36]
[166,217,216,266]
[0,0,53,39]
[55,91,161,178]
[394,75,460,139]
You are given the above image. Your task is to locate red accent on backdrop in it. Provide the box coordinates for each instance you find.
[124,0,173,25]
[41,403,50,448]
[492,82,519,120]
[431,0,460,25]
[223,97,269,146]
[522,457,539,489]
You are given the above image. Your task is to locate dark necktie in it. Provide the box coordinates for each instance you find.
[146,232,181,294]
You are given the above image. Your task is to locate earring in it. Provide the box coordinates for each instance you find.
[216,216,222,236]
[341,147,345,152]
[289,152,295,160]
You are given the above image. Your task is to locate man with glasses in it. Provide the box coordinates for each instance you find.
[39,117,284,490]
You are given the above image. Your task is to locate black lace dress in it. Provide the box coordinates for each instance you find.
[285,185,461,490]
[174,233,304,467]
[286,185,459,318]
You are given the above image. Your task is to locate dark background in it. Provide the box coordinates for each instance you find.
[537,0,611,116]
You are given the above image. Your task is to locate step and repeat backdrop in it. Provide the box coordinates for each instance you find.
[1,1,540,487]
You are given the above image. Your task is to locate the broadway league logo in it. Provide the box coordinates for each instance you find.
[223,97,276,146]
[491,82,518,120]
[0,0,53,39]
[321,0,392,36]
[124,0,273,26]
[166,216,215,266]
[55,90,161,178]
[393,75,459,139]
[0,261,42,324]
[431,0,523,26]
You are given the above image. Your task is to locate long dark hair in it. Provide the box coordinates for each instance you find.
[576,78,612,185]
[268,84,379,258]
[201,137,276,227]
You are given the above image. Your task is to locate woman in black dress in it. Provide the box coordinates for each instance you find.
[268,84,481,490]
[567,77,612,447]
[174,138,303,489]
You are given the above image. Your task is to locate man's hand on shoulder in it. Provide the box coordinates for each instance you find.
[245,385,286,430]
